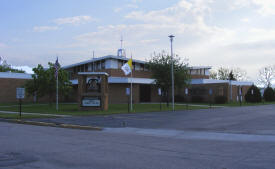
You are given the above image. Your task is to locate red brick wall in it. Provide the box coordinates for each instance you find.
[0,78,33,103]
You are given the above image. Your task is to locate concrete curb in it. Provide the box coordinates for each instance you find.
[9,119,102,131]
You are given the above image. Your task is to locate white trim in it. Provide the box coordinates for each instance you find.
[0,72,32,79]
[191,79,253,86]
[70,77,155,85]
[63,55,146,69]
[78,72,109,76]
[189,66,212,70]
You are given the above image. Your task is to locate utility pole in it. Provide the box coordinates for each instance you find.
[169,35,175,111]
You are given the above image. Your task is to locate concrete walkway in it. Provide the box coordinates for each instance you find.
[140,102,225,108]
[0,110,70,118]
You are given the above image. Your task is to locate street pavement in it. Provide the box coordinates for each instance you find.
[1,104,275,169]
[34,104,275,135]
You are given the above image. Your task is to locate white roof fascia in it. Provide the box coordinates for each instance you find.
[191,79,253,86]
[0,72,32,79]
[62,55,146,69]
[189,66,212,70]
[78,72,109,76]
[70,77,155,85]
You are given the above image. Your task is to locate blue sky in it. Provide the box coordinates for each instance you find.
[1,0,275,84]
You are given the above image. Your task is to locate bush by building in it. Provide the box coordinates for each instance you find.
[245,85,262,103]
[263,87,275,101]
[214,95,227,104]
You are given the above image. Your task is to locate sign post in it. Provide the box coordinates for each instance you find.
[209,88,213,108]
[239,86,242,106]
[126,88,130,113]
[158,88,162,111]
[16,88,25,118]
[185,88,189,110]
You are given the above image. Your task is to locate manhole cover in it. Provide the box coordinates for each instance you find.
[0,152,37,167]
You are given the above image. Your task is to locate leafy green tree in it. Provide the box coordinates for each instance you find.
[263,87,275,101]
[228,71,236,80]
[245,85,262,103]
[0,57,25,73]
[147,51,190,104]
[25,62,72,103]
[210,67,247,81]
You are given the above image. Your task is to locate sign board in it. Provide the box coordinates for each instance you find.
[82,97,100,107]
[209,89,213,95]
[251,89,254,95]
[16,88,25,99]
[158,88,162,96]
[185,88,188,95]
[239,86,242,95]
[126,88,130,96]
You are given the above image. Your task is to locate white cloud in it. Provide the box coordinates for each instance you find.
[33,26,59,32]
[231,0,275,16]
[12,66,34,74]
[113,3,138,13]
[0,42,7,48]
[53,16,95,25]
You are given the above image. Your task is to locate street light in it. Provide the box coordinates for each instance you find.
[168,35,175,111]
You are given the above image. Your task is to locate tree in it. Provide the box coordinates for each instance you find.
[258,65,275,87]
[263,87,275,102]
[147,51,190,104]
[210,67,247,81]
[25,62,72,103]
[245,85,262,103]
[0,56,25,73]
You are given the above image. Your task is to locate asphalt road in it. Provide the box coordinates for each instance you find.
[35,104,275,135]
[1,104,275,169]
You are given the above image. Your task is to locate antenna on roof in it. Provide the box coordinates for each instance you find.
[117,35,126,58]
[120,35,123,49]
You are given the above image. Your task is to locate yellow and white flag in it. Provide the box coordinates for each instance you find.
[121,59,133,75]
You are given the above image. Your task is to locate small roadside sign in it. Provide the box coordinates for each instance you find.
[185,88,188,95]
[16,88,25,99]
[158,88,161,96]
[126,88,130,96]
[209,88,213,95]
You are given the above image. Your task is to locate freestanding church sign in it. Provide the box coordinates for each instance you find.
[78,72,109,111]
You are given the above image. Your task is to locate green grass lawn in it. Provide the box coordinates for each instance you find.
[0,103,207,116]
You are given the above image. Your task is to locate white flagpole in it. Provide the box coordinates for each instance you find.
[56,73,58,111]
[130,54,133,111]
[56,57,59,111]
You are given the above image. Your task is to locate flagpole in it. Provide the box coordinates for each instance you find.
[130,54,133,111]
[55,56,59,111]
[56,72,58,111]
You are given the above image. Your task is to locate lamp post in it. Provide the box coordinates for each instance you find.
[169,35,175,111]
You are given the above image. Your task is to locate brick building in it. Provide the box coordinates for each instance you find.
[0,52,253,104]
[0,72,33,103]
[63,53,253,104]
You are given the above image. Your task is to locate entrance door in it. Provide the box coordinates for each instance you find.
[140,85,151,102]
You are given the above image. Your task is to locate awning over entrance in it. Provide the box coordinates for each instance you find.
[70,77,155,85]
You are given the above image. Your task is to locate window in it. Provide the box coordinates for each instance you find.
[140,64,144,71]
[101,60,105,69]
[218,87,224,96]
[85,64,88,72]
[118,60,123,68]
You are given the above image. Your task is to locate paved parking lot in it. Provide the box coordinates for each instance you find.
[35,104,275,135]
[2,105,275,169]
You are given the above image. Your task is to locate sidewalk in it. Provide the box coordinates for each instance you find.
[140,102,225,108]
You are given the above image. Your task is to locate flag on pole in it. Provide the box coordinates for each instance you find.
[54,57,59,79]
[121,59,132,75]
